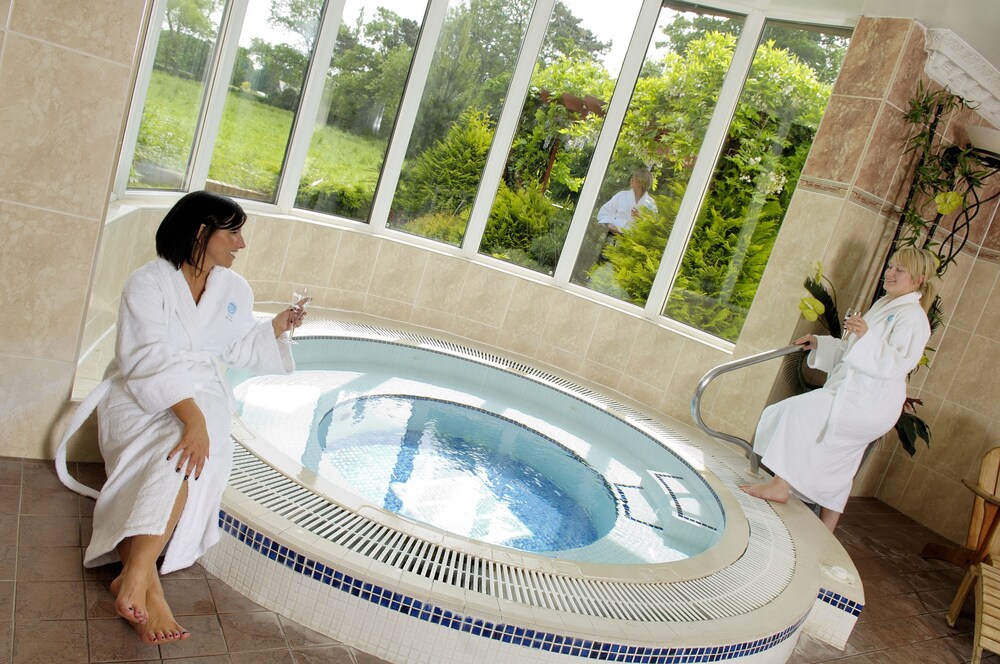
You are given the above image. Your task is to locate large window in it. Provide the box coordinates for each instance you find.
[476,2,644,274]
[295,1,427,220]
[571,5,744,302]
[386,0,533,245]
[660,20,848,341]
[205,0,322,202]
[119,0,850,346]
[127,0,225,190]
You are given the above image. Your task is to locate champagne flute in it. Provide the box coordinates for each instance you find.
[842,306,857,339]
[284,287,311,344]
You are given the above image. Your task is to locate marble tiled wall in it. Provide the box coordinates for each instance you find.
[0,1,150,458]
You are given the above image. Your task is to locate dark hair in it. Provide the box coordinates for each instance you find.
[155,190,247,272]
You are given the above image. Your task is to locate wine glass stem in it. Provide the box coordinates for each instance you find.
[289,306,299,341]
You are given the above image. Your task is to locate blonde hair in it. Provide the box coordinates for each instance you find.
[888,246,938,313]
[631,167,653,193]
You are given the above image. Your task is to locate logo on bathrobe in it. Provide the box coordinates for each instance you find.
[227,302,237,321]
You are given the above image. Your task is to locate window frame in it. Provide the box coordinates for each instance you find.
[113,0,856,352]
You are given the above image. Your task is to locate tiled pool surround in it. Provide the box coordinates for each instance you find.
[201,319,865,663]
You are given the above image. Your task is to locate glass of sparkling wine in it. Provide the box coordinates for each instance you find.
[285,288,311,344]
[843,307,854,338]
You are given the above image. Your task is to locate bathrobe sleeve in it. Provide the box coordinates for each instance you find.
[843,304,929,379]
[597,190,630,227]
[115,266,198,415]
[807,335,841,374]
[218,273,294,376]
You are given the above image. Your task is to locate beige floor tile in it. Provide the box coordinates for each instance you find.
[13,619,88,664]
[219,612,286,653]
[14,580,85,621]
[86,617,160,662]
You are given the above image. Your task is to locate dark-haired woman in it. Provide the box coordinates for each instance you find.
[57,191,303,643]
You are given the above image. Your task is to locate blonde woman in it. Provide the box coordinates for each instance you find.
[741,246,937,532]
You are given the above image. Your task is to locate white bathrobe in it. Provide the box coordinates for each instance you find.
[753,292,929,512]
[61,258,293,574]
[596,189,657,232]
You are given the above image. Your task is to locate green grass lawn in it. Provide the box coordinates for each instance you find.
[131,70,386,196]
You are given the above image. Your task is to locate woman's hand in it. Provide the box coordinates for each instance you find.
[271,300,309,338]
[844,313,868,338]
[794,334,818,351]
[168,399,210,480]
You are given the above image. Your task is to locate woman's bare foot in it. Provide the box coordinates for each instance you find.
[740,477,791,503]
[110,566,153,624]
[134,584,189,644]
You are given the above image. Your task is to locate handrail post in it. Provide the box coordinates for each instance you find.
[691,344,803,474]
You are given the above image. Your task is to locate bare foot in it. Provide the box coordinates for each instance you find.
[110,567,152,624]
[740,479,791,503]
[134,585,189,644]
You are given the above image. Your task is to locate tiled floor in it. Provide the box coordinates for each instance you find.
[3,457,389,664]
[789,497,999,663]
[6,457,998,663]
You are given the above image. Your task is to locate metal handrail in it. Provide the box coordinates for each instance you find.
[691,344,803,474]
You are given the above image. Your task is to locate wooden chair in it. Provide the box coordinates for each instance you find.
[973,562,1000,664]
[922,447,1000,627]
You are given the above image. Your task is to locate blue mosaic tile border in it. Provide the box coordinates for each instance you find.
[817,588,864,617]
[219,510,809,662]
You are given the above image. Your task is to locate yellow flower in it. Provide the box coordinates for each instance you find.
[934,191,963,215]
[813,262,823,282]
[798,296,825,321]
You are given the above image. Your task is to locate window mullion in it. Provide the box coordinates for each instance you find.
[187,0,250,191]
[275,0,347,213]
[367,0,450,232]
[552,0,662,286]
[460,0,556,258]
[643,9,766,321]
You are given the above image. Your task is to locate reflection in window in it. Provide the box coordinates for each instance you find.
[128,0,224,190]
[295,1,426,221]
[387,0,532,246]
[661,21,849,341]
[205,0,322,202]
[572,5,744,304]
[478,2,643,275]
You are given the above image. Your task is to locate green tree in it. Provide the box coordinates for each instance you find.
[657,13,848,84]
[164,0,220,39]
[539,2,610,67]
[268,0,324,52]
[158,0,221,78]
[407,0,548,154]
[322,8,419,137]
